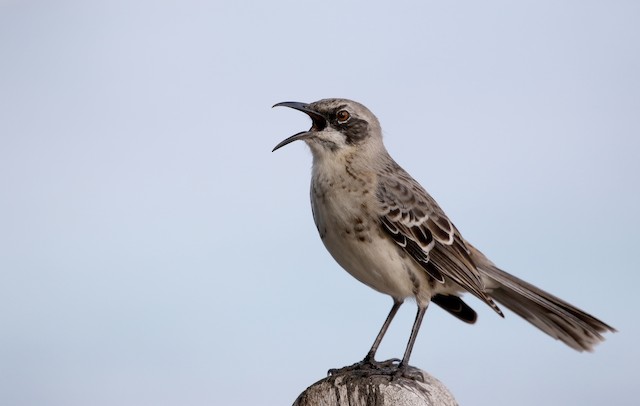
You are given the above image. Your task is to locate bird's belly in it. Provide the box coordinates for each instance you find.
[323,231,422,299]
[312,189,429,300]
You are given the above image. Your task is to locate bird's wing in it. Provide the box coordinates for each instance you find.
[376,164,503,316]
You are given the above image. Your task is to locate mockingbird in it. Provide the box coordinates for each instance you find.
[272,98,615,375]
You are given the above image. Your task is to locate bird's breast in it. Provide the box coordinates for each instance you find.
[308,163,428,300]
[310,164,378,241]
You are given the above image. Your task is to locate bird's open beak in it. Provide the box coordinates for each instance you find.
[272,102,327,152]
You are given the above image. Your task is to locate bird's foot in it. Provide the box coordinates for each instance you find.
[392,363,426,383]
[328,358,425,382]
[327,357,401,377]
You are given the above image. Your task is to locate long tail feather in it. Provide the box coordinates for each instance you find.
[468,245,616,351]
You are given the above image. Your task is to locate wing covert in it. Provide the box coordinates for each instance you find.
[376,164,502,315]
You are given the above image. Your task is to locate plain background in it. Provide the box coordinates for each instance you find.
[1,1,638,405]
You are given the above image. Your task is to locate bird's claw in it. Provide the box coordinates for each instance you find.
[328,357,402,377]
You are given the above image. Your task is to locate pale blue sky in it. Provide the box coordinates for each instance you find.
[1,1,638,405]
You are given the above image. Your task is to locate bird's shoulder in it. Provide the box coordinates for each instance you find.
[375,161,455,246]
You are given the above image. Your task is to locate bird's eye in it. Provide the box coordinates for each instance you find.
[336,110,351,123]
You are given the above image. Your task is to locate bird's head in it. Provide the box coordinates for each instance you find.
[272,98,383,158]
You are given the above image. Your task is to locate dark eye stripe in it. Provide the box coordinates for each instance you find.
[343,118,369,145]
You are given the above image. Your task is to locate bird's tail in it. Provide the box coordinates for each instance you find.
[468,245,616,351]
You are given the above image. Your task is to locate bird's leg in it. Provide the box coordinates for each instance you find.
[362,299,403,365]
[328,299,403,376]
[397,302,428,375]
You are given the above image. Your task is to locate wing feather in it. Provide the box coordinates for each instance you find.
[377,163,502,316]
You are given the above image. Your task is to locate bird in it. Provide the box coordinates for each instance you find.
[272,98,615,375]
